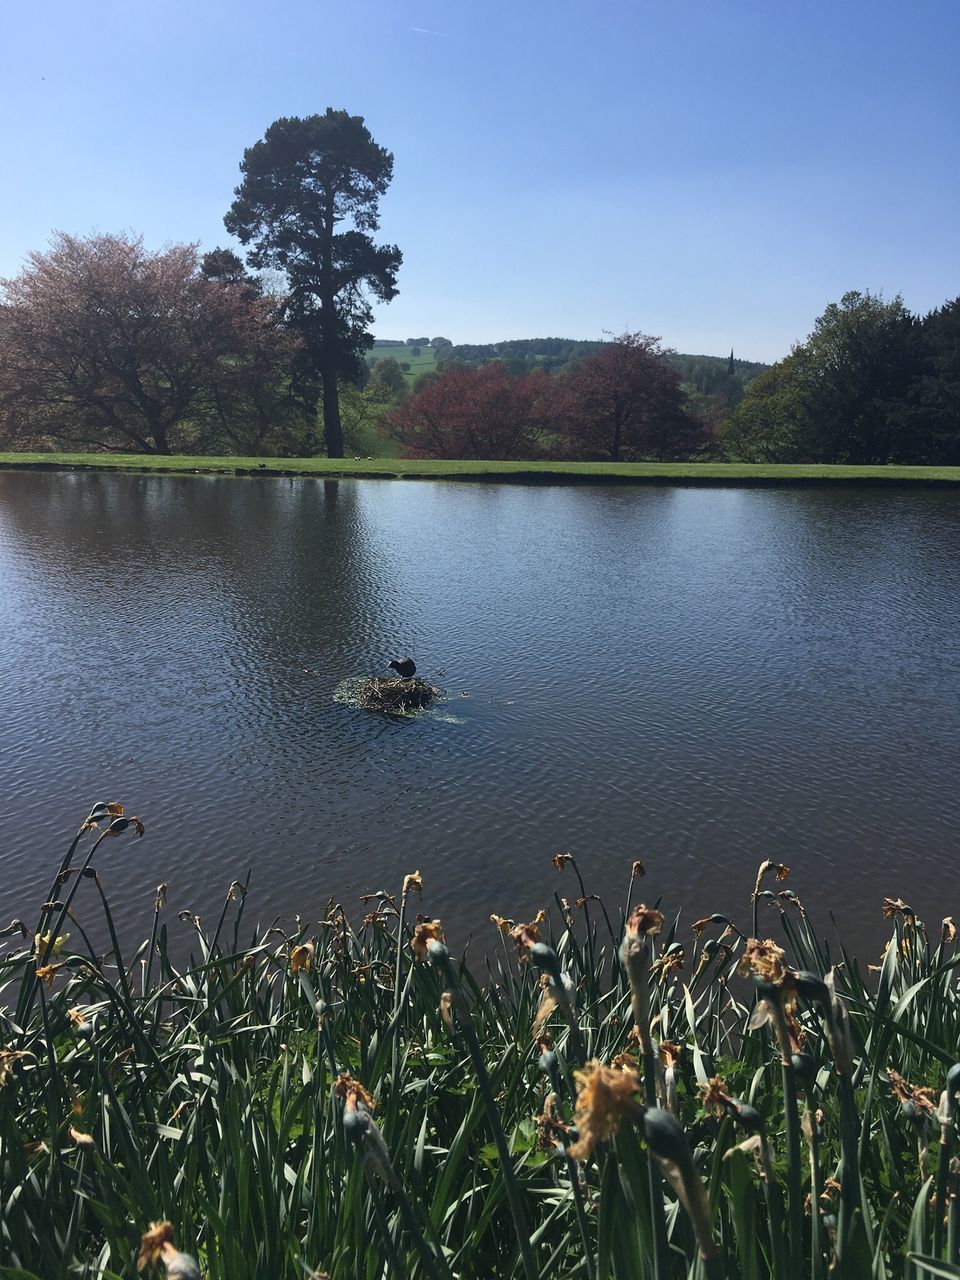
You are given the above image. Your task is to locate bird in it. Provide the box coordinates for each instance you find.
[387,656,417,680]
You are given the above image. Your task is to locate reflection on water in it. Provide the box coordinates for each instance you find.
[0,471,957,960]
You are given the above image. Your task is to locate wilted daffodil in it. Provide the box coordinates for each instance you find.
[35,931,69,957]
[568,1059,643,1160]
[411,919,445,961]
[137,1221,200,1278]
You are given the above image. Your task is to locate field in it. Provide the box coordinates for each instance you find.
[368,340,438,387]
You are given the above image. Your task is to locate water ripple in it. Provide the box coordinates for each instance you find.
[0,473,957,961]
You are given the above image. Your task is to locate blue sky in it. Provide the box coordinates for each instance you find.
[0,0,957,362]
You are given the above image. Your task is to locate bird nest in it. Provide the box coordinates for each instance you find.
[354,676,441,715]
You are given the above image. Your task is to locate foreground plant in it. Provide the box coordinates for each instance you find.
[1,806,959,1279]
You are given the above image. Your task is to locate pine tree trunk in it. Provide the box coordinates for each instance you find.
[321,361,344,458]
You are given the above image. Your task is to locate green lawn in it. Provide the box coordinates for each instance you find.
[2,453,960,484]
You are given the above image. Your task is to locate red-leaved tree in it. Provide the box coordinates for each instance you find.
[387,363,552,459]
[557,332,708,461]
[0,232,299,454]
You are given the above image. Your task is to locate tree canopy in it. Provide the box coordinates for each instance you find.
[388,364,552,460]
[0,232,298,455]
[556,333,710,461]
[719,291,945,464]
[225,110,401,458]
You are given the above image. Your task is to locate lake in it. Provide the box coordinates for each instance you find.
[1,470,957,962]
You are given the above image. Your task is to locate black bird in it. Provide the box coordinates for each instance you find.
[387,656,417,680]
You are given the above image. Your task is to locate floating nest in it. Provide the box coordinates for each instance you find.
[354,676,442,715]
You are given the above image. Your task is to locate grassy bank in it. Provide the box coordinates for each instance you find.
[2,806,959,1279]
[2,452,960,485]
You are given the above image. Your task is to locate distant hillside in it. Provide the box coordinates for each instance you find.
[368,337,769,406]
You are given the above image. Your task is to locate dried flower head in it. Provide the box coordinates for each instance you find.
[35,962,66,990]
[625,905,664,938]
[752,860,790,899]
[659,1040,682,1070]
[489,914,512,934]
[535,1091,569,1150]
[333,1072,377,1112]
[888,1067,938,1116]
[738,937,788,987]
[0,1049,31,1086]
[411,919,445,961]
[402,869,423,896]
[699,1076,733,1119]
[651,947,684,981]
[568,1059,642,1160]
[290,942,315,973]
[69,1126,96,1151]
[821,1177,842,1203]
[611,1049,641,1072]
[942,917,957,945]
[226,880,246,902]
[631,859,645,879]
[105,815,145,838]
[138,1221,174,1270]
[509,917,543,956]
[882,897,915,921]
[136,1221,199,1278]
[551,853,574,871]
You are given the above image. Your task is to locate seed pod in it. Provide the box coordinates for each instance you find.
[342,1107,369,1143]
[529,941,562,979]
[794,971,830,1004]
[538,1049,558,1076]
[732,1102,765,1134]
[790,1052,817,1087]
[644,1108,690,1164]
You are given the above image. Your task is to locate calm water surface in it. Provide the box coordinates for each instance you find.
[1,472,957,961]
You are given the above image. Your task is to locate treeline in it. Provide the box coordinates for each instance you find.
[427,337,768,411]
[1,230,955,466]
[722,291,960,464]
[387,333,710,461]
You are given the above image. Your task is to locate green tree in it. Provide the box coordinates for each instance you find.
[895,298,960,463]
[722,291,919,463]
[367,356,406,398]
[224,110,402,458]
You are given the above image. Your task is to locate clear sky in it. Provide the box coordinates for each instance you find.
[1,0,957,362]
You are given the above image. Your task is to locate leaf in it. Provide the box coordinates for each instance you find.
[907,1260,960,1280]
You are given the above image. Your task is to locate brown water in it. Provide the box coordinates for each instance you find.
[1,471,957,961]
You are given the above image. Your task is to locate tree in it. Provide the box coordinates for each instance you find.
[200,247,262,297]
[387,364,550,459]
[557,333,707,461]
[367,356,406,398]
[0,231,295,455]
[721,291,919,463]
[892,298,960,463]
[225,110,401,458]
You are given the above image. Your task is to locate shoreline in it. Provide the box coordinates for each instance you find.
[2,452,960,486]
